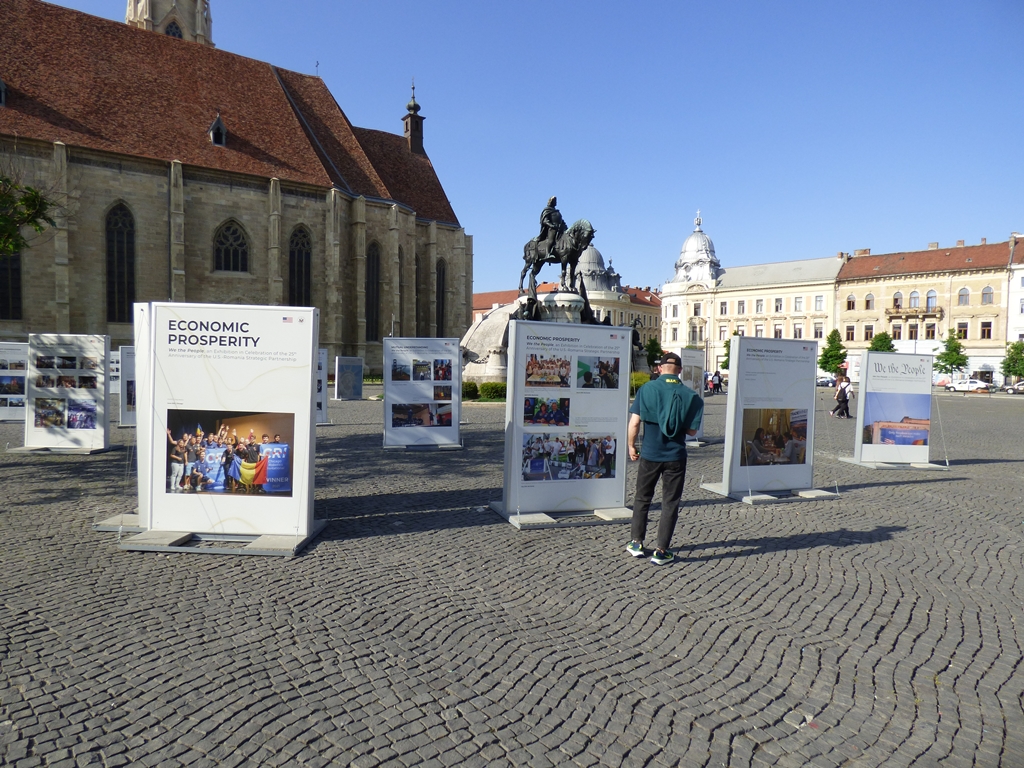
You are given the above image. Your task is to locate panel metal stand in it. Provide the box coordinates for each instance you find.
[838,457,949,471]
[701,481,839,506]
[488,500,631,530]
[118,518,328,558]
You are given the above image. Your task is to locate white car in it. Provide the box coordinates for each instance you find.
[1003,382,1024,395]
[945,379,990,392]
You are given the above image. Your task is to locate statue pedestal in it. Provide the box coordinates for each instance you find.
[538,292,584,324]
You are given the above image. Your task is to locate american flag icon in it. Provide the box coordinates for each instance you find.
[282,317,293,323]
[610,334,619,339]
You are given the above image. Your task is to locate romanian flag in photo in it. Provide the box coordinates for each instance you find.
[228,455,268,486]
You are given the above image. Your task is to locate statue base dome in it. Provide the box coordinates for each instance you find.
[538,291,584,324]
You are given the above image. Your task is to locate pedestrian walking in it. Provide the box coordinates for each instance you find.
[626,352,704,565]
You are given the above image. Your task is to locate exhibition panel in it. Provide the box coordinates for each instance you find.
[333,357,364,400]
[118,346,136,427]
[383,338,461,447]
[315,348,330,424]
[0,342,28,422]
[500,320,630,515]
[24,334,110,451]
[108,350,121,395]
[854,352,934,465]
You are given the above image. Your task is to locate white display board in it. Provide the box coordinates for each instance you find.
[333,356,364,400]
[854,351,933,464]
[666,346,705,442]
[109,350,121,395]
[383,338,461,447]
[501,320,631,514]
[141,303,318,536]
[135,304,153,529]
[315,348,330,424]
[25,334,110,451]
[718,337,817,495]
[0,342,28,422]
[118,346,136,427]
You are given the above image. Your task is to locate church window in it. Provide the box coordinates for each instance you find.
[0,252,22,320]
[165,21,184,38]
[436,259,447,337]
[106,204,135,323]
[981,286,994,305]
[365,242,381,342]
[287,226,312,307]
[214,220,249,272]
[958,288,970,306]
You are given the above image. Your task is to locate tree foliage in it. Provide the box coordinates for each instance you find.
[720,332,738,370]
[644,337,663,368]
[817,329,847,375]
[867,331,896,352]
[0,176,54,257]
[1001,340,1024,380]
[934,334,969,374]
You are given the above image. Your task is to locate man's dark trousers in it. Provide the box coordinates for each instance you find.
[631,455,687,552]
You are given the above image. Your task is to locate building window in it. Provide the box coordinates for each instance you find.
[956,322,967,339]
[773,325,783,338]
[693,303,701,317]
[755,324,764,337]
[909,325,919,340]
[1020,298,1024,314]
[106,204,135,322]
[909,291,920,308]
[958,288,970,306]
[794,297,803,312]
[165,20,183,37]
[892,325,902,340]
[981,322,992,339]
[208,115,227,147]
[287,226,312,307]
[774,298,783,312]
[365,242,381,342]
[719,325,727,340]
[213,220,249,272]
[846,294,856,310]
[671,327,678,342]
[892,292,903,309]
[736,327,745,336]
[793,325,803,339]
[737,300,745,314]
[813,323,823,339]
[845,325,855,341]
[719,301,727,315]
[815,295,824,311]
[672,304,678,318]
[981,286,994,305]
[925,324,935,340]
[864,325,874,341]
[689,326,698,344]
[0,252,22,320]
[755,299,764,314]
[926,290,937,310]
[435,259,447,337]
[865,293,875,310]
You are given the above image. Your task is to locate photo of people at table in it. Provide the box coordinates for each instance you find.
[576,356,620,389]
[433,359,452,381]
[523,397,570,426]
[521,431,617,481]
[164,409,295,496]
[524,354,571,388]
[740,408,807,466]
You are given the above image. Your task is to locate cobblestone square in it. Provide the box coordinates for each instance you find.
[1,389,1022,767]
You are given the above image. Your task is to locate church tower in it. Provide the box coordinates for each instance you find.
[126,0,213,47]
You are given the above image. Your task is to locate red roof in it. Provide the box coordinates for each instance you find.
[622,286,662,308]
[837,240,1015,280]
[0,0,457,223]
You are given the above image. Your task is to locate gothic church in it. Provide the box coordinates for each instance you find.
[0,0,473,371]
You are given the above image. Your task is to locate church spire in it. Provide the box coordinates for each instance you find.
[402,80,425,155]
[126,0,214,47]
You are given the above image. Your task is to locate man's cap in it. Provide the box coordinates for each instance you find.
[658,352,682,366]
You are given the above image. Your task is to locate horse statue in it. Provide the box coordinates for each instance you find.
[519,218,596,295]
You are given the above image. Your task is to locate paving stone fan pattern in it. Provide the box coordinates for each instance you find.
[1,390,1023,767]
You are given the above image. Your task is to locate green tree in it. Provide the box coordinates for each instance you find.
[1,176,54,257]
[868,331,896,352]
[934,333,969,374]
[1000,340,1024,380]
[817,329,847,375]
[720,331,739,370]
[644,337,663,368]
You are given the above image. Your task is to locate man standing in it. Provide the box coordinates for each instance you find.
[627,352,704,565]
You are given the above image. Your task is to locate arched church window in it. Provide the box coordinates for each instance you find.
[435,259,447,337]
[288,226,312,307]
[106,204,135,323]
[165,21,183,38]
[365,242,381,342]
[214,221,249,272]
[0,251,22,320]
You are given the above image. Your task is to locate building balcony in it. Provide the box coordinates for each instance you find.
[884,306,944,321]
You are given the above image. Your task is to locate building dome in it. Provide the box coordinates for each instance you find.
[670,211,720,284]
[577,245,622,293]
[578,245,606,274]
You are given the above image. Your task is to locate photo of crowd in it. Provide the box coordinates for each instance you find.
[0,375,25,395]
[576,356,620,389]
[739,408,808,466]
[164,410,295,496]
[523,397,570,426]
[433,386,452,401]
[525,354,571,388]
[521,432,617,481]
[391,359,412,381]
[433,359,452,381]
[68,400,98,430]
[34,398,66,428]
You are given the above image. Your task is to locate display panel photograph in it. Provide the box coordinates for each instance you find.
[525,354,571,388]
[521,432,617,481]
[523,397,570,426]
[739,408,808,466]
[576,356,620,389]
[862,392,931,446]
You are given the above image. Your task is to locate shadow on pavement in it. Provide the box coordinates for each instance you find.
[679,524,907,562]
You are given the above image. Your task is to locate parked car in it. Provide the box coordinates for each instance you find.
[945,379,990,392]
[1003,382,1024,394]
[816,376,837,387]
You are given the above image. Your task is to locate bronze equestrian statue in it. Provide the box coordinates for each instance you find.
[519,199,596,295]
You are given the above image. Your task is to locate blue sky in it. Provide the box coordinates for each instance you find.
[63,0,1024,293]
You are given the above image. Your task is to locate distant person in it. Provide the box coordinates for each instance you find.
[832,377,853,418]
